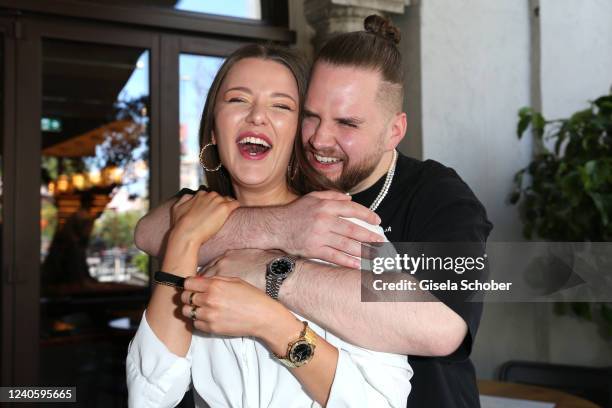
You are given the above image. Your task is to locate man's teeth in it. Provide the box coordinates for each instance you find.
[314,153,341,164]
[238,136,271,148]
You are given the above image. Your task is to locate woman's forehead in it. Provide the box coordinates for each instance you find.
[222,58,298,95]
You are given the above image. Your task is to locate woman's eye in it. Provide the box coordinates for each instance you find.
[273,104,292,111]
[229,97,245,103]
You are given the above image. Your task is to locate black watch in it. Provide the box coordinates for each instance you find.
[265,256,297,299]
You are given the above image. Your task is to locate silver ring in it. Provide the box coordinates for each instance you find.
[189,292,196,306]
[190,305,197,321]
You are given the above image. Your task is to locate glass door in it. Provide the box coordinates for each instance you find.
[39,38,152,403]
[7,18,159,403]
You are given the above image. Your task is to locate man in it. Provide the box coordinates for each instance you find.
[136,16,492,408]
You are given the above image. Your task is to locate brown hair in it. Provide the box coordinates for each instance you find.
[316,15,404,112]
[199,43,334,196]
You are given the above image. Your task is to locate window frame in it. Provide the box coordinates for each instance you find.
[0,0,294,44]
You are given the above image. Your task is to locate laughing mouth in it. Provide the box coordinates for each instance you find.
[313,153,342,164]
[237,136,272,156]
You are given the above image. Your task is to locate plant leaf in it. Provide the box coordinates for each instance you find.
[571,302,592,320]
[532,112,546,139]
[517,107,533,139]
[588,192,612,226]
[594,95,612,115]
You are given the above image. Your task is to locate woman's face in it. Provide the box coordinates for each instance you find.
[213,57,299,191]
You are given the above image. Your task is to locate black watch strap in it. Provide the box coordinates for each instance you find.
[154,271,186,289]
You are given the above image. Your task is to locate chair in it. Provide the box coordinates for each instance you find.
[498,360,612,408]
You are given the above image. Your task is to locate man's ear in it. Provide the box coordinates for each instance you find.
[386,112,407,150]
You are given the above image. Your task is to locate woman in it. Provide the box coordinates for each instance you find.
[126,44,411,408]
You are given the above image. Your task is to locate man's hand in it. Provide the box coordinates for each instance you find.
[200,249,282,291]
[278,191,384,268]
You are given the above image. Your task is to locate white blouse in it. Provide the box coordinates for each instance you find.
[126,219,412,408]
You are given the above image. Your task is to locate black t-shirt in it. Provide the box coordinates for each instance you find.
[352,153,493,408]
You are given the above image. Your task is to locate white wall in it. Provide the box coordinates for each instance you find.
[540,0,612,119]
[418,0,533,243]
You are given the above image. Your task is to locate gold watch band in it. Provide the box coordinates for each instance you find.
[274,320,317,368]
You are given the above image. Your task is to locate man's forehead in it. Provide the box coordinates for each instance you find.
[307,62,381,109]
[310,62,380,88]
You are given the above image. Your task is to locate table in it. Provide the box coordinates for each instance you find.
[478,380,601,408]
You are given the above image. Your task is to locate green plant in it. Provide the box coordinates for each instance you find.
[132,251,149,275]
[510,93,612,336]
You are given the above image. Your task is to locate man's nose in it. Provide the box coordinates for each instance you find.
[246,103,267,126]
[309,122,336,150]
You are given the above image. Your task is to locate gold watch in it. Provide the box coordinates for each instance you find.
[273,321,317,368]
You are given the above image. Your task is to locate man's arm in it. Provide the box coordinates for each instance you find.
[279,261,467,356]
[278,172,492,357]
[134,190,384,268]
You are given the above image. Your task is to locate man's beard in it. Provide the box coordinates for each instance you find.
[334,153,382,192]
[311,145,385,193]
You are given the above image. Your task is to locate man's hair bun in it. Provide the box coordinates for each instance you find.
[364,14,401,45]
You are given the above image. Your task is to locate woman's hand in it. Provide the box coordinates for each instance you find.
[181,276,300,351]
[170,191,240,246]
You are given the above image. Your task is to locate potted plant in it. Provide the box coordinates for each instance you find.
[510,92,612,335]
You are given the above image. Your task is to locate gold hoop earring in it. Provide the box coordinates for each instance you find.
[199,143,222,172]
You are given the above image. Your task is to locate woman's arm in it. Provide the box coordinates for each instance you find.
[126,191,239,408]
[144,232,198,356]
[145,191,239,355]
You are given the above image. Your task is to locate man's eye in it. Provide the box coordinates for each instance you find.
[340,121,358,128]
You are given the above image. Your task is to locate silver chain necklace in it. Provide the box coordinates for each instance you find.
[369,149,398,211]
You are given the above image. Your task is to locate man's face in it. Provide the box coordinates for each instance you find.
[301,62,391,192]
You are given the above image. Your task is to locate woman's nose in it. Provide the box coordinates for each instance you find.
[246,104,267,126]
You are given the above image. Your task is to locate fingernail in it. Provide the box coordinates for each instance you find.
[353,259,361,269]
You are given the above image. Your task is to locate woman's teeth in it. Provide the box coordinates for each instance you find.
[237,136,271,156]
[314,153,341,164]
[238,137,271,148]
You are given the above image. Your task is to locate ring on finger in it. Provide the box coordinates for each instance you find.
[190,305,197,321]
[189,291,196,306]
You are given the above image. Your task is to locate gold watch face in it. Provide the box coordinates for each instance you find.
[288,339,315,367]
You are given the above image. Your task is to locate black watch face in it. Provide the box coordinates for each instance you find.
[269,258,293,277]
[289,340,314,364]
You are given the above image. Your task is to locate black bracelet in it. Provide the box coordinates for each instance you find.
[154,271,186,289]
